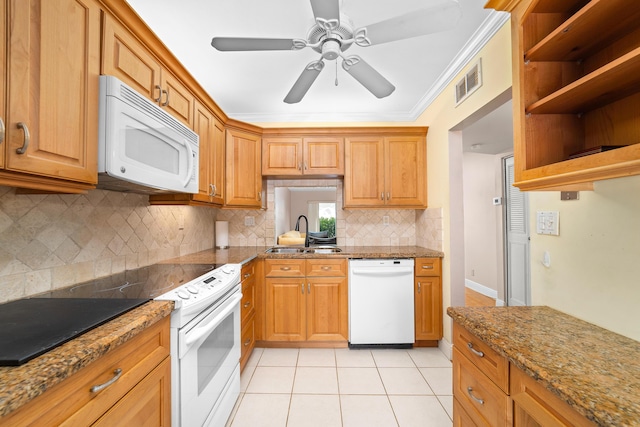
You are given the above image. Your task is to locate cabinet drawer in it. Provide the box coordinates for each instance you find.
[453,323,509,393]
[453,396,480,427]
[241,261,256,281]
[306,259,347,277]
[453,348,511,427]
[264,259,305,277]
[241,278,255,324]
[415,257,441,277]
[240,316,255,370]
[4,317,170,427]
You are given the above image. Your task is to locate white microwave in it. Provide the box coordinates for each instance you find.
[97,75,199,194]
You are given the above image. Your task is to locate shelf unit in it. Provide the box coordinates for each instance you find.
[488,0,640,190]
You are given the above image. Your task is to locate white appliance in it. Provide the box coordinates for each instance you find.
[98,75,199,194]
[348,259,415,347]
[155,264,242,427]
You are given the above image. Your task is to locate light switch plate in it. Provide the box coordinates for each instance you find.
[536,211,559,235]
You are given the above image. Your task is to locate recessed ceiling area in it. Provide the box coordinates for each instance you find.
[126,0,506,123]
[462,100,513,155]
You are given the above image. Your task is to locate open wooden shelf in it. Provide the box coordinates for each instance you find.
[526,0,640,61]
[526,46,640,114]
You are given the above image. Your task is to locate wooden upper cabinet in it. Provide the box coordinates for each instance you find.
[344,133,427,208]
[211,117,226,205]
[2,0,100,188]
[262,135,344,176]
[102,13,194,127]
[191,100,218,204]
[226,127,262,208]
[487,0,640,190]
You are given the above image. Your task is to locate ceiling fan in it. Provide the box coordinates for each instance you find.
[211,0,462,104]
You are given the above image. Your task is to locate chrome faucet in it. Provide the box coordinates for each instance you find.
[295,215,310,247]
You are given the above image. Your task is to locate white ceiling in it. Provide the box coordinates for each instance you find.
[126,0,508,123]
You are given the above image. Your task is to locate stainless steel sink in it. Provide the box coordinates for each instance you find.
[265,246,343,254]
[265,247,307,254]
[305,246,343,254]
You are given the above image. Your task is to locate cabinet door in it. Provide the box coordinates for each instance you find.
[226,128,262,208]
[102,14,162,102]
[6,0,100,184]
[211,117,225,205]
[385,135,426,207]
[344,136,385,207]
[415,277,442,341]
[306,277,348,341]
[265,278,306,341]
[92,357,171,427]
[303,136,344,175]
[192,100,215,203]
[160,71,194,127]
[262,137,303,175]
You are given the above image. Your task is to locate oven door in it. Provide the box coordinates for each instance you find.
[177,289,241,427]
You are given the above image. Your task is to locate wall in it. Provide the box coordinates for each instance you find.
[462,152,506,301]
[0,186,216,303]
[216,178,429,248]
[529,175,640,341]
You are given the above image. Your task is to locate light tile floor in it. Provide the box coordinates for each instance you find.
[227,347,453,427]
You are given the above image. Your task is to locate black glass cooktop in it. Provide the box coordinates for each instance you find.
[42,263,220,300]
[0,298,149,366]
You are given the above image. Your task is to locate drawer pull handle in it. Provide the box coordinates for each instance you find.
[244,339,251,346]
[90,368,122,393]
[280,266,291,271]
[16,122,30,154]
[467,387,484,405]
[321,266,331,271]
[467,342,484,357]
[422,265,434,269]
[243,301,251,308]
[244,273,251,278]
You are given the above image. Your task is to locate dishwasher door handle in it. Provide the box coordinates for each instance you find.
[351,268,414,276]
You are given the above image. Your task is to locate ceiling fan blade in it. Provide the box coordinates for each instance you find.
[342,56,395,99]
[354,0,462,46]
[284,60,325,104]
[310,0,340,27]
[211,37,301,51]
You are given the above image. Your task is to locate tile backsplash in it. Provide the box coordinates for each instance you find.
[0,180,443,303]
[0,186,215,303]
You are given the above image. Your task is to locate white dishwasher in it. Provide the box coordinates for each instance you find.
[348,259,415,348]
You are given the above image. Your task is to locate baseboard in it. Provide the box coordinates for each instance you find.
[496,299,505,307]
[438,338,453,361]
[465,279,498,299]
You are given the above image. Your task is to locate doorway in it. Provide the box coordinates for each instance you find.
[503,156,531,306]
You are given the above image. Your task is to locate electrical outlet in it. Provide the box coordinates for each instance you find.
[244,216,255,226]
[383,216,390,226]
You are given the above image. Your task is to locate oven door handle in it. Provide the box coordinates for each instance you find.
[183,292,242,351]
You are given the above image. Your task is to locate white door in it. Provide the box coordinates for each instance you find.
[504,156,530,306]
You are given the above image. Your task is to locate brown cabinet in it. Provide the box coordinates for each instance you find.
[452,321,596,426]
[226,127,263,208]
[264,258,348,343]
[262,135,344,176]
[1,317,171,426]
[414,258,443,342]
[102,13,194,127]
[240,260,256,371]
[344,133,427,208]
[0,0,100,193]
[487,0,640,190]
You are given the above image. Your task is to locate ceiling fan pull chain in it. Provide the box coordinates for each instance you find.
[335,61,339,86]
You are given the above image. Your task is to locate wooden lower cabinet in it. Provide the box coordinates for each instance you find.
[264,259,348,343]
[414,258,443,343]
[1,316,171,427]
[452,322,597,427]
[240,260,257,370]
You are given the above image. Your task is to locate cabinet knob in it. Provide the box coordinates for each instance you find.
[0,117,4,144]
[417,282,421,293]
[16,122,30,155]
[244,339,251,346]
[321,266,331,271]
[301,283,304,294]
[243,301,251,308]
[280,266,291,271]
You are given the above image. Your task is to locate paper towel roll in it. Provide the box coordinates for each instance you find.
[215,221,229,249]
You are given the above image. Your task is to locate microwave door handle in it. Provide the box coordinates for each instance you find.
[182,139,194,188]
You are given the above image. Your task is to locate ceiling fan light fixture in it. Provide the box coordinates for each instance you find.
[321,39,342,60]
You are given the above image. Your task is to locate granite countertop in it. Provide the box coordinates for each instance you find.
[0,300,173,418]
[164,245,444,265]
[447,306,640,426]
